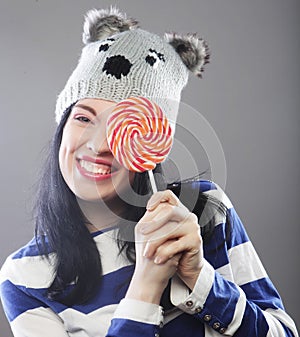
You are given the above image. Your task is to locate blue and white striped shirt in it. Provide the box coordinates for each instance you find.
[0,181,298,336]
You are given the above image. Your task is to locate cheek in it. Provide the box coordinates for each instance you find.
[58,143,70,187]
[58,129,78,182]
[58,143,67,174]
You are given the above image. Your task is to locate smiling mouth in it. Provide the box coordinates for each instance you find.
[78,159,113,175]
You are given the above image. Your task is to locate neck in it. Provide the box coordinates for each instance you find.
[77,197,126,233]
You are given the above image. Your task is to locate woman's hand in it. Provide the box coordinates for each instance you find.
[125,190,204,304]
[141,190,204,290]
[126,207,182,304]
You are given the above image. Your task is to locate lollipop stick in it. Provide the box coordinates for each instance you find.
[148,170,158,194]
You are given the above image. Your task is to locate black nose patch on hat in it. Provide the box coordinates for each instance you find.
[102,55,133,79]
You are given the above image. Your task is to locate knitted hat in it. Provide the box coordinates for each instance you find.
[55,7,210,132]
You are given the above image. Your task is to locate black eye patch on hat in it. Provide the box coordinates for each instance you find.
[146,48,166,68]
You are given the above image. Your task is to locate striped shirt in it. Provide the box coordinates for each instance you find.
[0,180,298,337]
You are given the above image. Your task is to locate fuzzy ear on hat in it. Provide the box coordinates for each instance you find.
[165,33,210,78]
[82,7,139,45]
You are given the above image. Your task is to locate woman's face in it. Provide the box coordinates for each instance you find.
[59,98,135,202]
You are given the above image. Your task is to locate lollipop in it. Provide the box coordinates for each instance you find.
[107,96,173,192]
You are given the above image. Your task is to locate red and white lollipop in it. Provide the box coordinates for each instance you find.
[107,96,173,192]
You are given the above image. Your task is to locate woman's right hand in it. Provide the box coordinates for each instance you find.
[125,189,202,305]
[125,221,182,305]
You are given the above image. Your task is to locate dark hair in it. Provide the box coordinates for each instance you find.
[34,105,230,305]
[34,105,102,304]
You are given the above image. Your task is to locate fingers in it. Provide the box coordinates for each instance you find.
[139,190,190,235]
[138,203,189,234]
[153,236,201,265]
[135,189,201,270]
[142,221,180,256]
[149,239,182,265]
[146,190,180,211]
[142,213,200,258]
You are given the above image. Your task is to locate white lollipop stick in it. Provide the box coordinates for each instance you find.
[148,170,158,194]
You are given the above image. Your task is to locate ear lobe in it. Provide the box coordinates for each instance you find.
[165,32,210,77]
[82,7,139,45]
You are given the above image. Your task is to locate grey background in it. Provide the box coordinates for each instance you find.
[0,0,299,335]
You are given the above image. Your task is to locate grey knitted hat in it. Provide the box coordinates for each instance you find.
[55,7,210,132]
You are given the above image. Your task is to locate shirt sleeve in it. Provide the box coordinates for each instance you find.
[1,267,163,337]
[106,299,163,337]
[0,280,69,337]
[170,182,299,337]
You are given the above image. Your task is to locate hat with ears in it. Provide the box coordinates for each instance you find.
[55,7,210,133]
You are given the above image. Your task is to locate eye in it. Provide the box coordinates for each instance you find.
[145,49,165,69]
[145,54,156,67]
[74,115,91,123]
[98,38,115,52]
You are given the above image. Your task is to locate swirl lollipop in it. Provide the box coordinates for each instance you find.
[107,96,173,192]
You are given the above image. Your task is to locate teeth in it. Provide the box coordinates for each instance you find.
[79,160,111,175]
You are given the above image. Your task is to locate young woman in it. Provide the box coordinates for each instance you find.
[0,8,298,337]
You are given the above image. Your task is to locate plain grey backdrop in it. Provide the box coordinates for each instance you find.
[0,0,299,335]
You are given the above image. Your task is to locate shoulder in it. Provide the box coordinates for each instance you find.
[8,237,43,260]
[181,180,250,242]
[198,180,233,209]
[199,180,250,247]
[177,179,233,210]
[0,237,55,289]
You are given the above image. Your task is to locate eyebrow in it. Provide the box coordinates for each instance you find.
[74,104,97,116]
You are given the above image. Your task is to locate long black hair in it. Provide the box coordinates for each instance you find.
[34,104,230,305]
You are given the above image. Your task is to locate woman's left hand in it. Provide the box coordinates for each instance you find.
[140,190,204,290]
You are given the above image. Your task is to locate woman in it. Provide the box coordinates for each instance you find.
[0,7,298,337]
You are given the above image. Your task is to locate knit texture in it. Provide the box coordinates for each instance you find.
[55,28,189,132]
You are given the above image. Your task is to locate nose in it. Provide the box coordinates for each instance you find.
[86,124,110,155]
[102,55,132,79]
